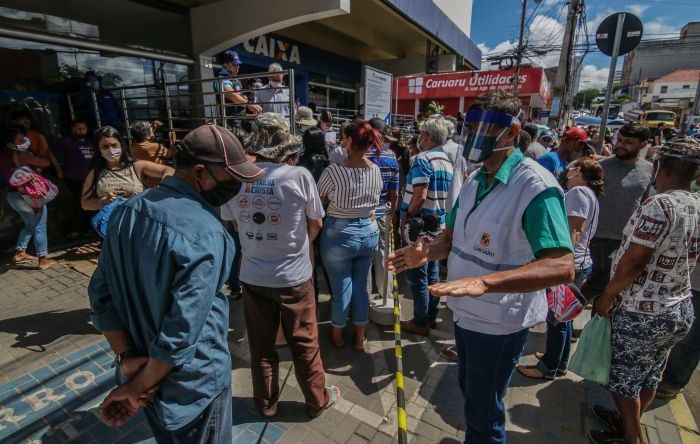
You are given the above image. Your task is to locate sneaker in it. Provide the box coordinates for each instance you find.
[400,319,430,336]
[592,405,624,432]
[588,430,625,444]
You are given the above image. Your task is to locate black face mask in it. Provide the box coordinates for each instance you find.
[200,167,242,207]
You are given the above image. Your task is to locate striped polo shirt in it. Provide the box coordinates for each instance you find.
[366,148,400,218]
[400,146,454,226]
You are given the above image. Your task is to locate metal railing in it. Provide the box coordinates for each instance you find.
[67,69,297,145]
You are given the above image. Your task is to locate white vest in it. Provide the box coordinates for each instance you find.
[447,157,564,335]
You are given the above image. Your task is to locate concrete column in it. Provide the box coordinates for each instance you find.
[189,56,217,125]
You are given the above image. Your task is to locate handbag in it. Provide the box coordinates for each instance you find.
[568,314,612,385]
[91,197,127,238]
[8,166,59,209]
[547,283,587,322]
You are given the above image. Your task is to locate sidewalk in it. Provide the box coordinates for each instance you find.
[0,243,697,443]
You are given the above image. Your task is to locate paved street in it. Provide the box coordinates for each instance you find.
[0,242,698,443]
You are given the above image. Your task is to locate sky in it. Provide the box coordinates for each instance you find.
[471,0,699,91]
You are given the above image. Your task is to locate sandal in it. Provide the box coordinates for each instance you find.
[354,336,368,352]
[440,346,458,362]
[38,258,56,270]
[11,251,35,264]
[308,385,341,418]
[516,365,555,380]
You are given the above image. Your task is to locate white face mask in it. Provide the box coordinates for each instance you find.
[16,137,30,152]
[270,80,283,88]
[101,146,122,160]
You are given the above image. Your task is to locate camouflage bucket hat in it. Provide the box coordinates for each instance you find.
[245,112,302,160]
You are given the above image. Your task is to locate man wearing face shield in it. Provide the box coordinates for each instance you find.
[388,90,574,444]
[88,124,263,441]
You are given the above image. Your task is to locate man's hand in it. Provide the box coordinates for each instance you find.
[99,382,151,427]
[594,293,617,318]
[120,356,149,381]
[429,277,487,298]
[247,104,262,114]
[387,241,428,273]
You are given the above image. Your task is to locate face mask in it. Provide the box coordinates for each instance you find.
[270,80,283,88]
[101,147,122,160]
[16,137,30,152]
[90,80,100,91]
[462,127,510,164]
[321,123,332,131]
[200,167,242,207]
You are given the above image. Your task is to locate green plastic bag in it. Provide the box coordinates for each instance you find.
[569,314,611,385]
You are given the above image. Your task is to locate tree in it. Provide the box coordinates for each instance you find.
[573,88,601,110]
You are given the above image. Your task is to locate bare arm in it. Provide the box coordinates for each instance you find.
[103,330,135,355]
[47,150,63,178]
[406,184,427,219]
[568,215,586,247]
[429,249,575,298]
[15,151,50,169]
[81,170,113,210]
[307,217,322,242]
[134,160,174,183]
[223,86,262,114]
[388,189,399,214]
[594,242,655,316]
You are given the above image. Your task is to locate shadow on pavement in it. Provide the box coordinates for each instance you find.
[0,308,97,351]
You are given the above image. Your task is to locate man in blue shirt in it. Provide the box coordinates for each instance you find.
[89,124,263,442]
[367,118,400,297]
[537,126,587,178]
[399,115,454,336]
[214,50,262,123]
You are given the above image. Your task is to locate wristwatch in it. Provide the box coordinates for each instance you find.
[111,350,140,368]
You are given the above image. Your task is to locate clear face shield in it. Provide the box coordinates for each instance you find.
[460,109,522,164]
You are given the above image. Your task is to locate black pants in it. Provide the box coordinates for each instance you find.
[581,237,621,300]
[64,179,93,233]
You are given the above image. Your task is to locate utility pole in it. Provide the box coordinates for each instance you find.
[549,0,582,130]
[512,0,528,93]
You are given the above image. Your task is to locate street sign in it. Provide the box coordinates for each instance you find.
[595,12,643,153]
[595,12,643,57]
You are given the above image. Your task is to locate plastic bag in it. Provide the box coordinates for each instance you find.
[568,314,611,385]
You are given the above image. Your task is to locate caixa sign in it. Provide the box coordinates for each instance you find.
[242,35,301,65]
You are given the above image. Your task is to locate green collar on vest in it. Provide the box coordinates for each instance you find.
[475,149,525,196]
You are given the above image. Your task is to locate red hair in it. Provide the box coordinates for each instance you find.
[343,118,382,155]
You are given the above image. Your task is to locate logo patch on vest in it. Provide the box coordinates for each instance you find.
[480,233,490,247]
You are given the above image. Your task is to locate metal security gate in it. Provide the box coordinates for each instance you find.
[67,69,297,145]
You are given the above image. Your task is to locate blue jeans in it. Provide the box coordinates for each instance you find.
[321,216,379,328]
[6,192,48,256]
[455,324,529,444]
[662,291,700,391]
[407,260,440,326]
[538,267,592,377]
[144,385,232,444]
[227,228,242,294]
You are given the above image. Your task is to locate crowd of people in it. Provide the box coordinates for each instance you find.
[1,57,699,444]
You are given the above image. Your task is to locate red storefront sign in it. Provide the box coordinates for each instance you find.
[395,67,547,100]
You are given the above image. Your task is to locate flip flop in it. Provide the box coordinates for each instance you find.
[308,385,341,418]
[516,365,555,380]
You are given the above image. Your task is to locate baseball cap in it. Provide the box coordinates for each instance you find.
[562,127,587,143]
[178,124,263,182]
[222,50,242,65]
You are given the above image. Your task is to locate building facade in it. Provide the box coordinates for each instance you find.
[621,22,700,87]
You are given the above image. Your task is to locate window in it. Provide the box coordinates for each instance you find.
[660,86,668,93]
[683,85,690,89]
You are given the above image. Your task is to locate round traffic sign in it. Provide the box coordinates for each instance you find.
[595,12,643,57]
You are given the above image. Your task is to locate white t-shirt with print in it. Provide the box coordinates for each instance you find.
[220,163,325,288]
[612,190,700,314]
[564,186,599,270]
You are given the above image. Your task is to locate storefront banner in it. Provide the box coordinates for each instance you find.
[364,66,393,122]
[396,67,546,100]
